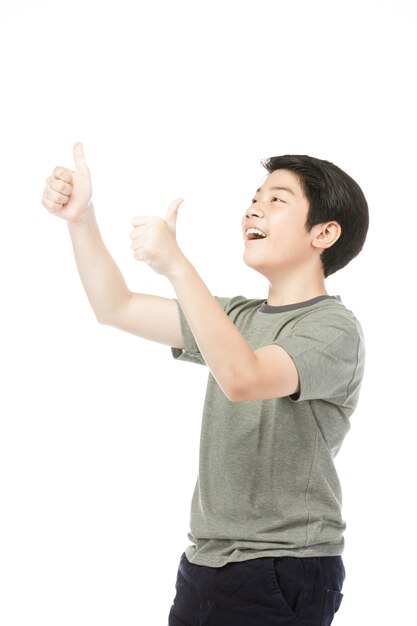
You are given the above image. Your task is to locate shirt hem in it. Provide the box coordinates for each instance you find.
[185,542,345,568]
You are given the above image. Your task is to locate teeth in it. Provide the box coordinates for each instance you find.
[246,227,267,239]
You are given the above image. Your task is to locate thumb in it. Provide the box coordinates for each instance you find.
[73,142,89,172]
[165,197,184,230]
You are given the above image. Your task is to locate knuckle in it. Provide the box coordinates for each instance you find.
[53,166,71,182]
[56,191,67,204]
[44,199,59,212]
[48,190,64,204]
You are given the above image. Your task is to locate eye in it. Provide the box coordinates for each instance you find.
[272,197,283,203]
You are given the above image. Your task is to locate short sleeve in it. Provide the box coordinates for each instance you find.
[274,312,365,405]
[171,297,232,366]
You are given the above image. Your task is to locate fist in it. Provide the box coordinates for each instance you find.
[42,143,92,223]
[130,198,184,276]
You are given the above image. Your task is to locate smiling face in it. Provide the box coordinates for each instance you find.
[242,168,321,280]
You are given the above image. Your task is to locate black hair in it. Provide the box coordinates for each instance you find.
[260,155,369,277]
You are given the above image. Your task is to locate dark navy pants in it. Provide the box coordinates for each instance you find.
[168,552,345,625]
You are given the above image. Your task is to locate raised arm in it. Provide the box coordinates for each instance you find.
[129,200,299,401]
[41,143,184,349]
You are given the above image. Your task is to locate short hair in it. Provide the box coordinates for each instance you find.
[260,154,369,277]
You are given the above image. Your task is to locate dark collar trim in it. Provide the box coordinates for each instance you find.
[258,295,339,314]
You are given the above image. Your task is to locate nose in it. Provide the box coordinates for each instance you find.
[246,204,264,219]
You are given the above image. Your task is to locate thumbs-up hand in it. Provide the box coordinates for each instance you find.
[42,142,93,223]
[130,198,185,277]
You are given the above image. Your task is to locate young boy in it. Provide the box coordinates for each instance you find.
[42,144,368,625]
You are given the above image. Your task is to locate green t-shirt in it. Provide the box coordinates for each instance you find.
[172,295,365,567]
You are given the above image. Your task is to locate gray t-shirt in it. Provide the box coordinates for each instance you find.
[172,295,365,567]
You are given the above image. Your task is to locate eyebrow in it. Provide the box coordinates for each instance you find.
[255,186,296,196]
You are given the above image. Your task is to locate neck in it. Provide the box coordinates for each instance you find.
[265,267,327,307]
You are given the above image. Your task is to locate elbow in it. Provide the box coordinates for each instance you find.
[224,388,242,403]
[95,311,109,325]
[222,379,251,403]
[96,293,132,327]
[221,367,258,403]
[95,310,116,326]
[221,353,265,402]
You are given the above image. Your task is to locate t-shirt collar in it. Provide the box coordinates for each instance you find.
[258,295,340,314]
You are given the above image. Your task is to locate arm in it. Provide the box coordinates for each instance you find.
[68,209,184,346]
[169,260,299,401]
[42,143,184,349]
[130,204,299,401]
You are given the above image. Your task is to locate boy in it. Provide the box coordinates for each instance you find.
[42,144,368,625]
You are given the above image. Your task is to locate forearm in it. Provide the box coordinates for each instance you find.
[67,203,130,322]
[168,258,258,400]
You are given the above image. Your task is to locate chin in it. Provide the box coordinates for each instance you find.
[243,252,268,276]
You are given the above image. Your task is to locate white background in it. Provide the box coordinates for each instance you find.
[0,0,416,624]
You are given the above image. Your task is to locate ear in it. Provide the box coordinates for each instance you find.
[311,221,342,251]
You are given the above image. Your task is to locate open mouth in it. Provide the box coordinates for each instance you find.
[246,227,267,240]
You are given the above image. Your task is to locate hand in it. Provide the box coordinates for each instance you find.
[130,198,185,277]
[42,142,93,223]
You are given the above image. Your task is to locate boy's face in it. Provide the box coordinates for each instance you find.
[242,168,317,277]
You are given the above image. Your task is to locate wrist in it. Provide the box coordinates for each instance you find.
[165,252,193,284]
[68,202,95,228]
